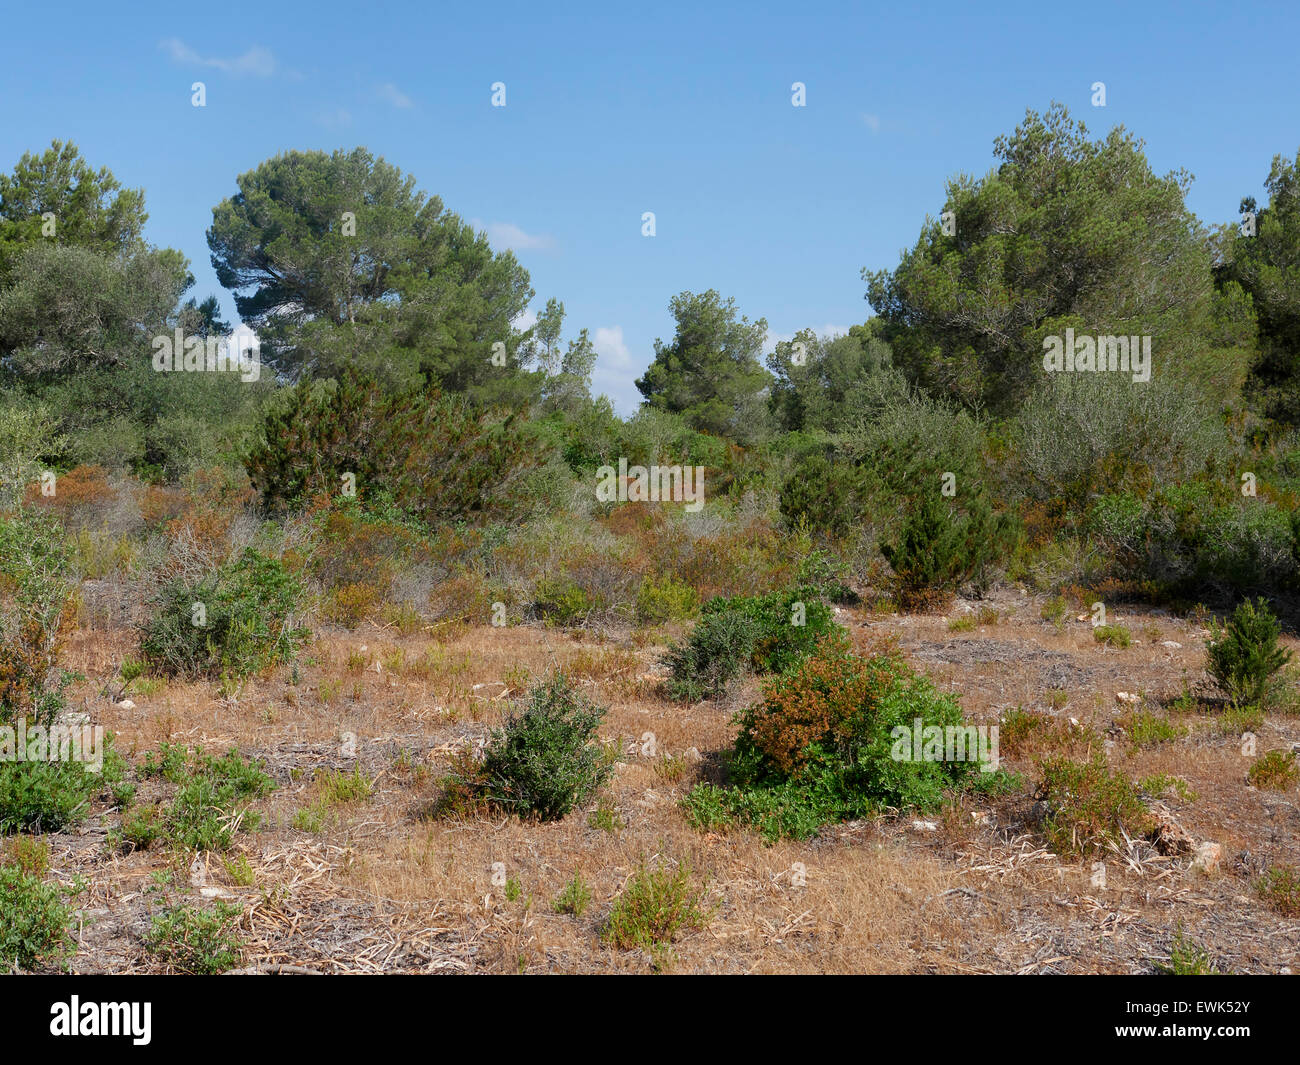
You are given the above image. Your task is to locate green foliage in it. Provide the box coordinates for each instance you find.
[1036,753,1153,856]
[766,323,893,433]
[552,874,592,917]
[663,588,841,701]
[441,675,613,822]
[1207,597,1292,706]
[635,574,700,623]
[144,901,244,974]
[0,736,127,833]
[881,491,1015,610]
[149,746,275,853]
[1155,928,1223,975]
[206,147,535,402]
[779,454,867,539]
[245,364,536,524]
[684,643,1004,840]
[140,548,307,682]
[1248,749,1298,791]
[1256,865,1300,916]
[1093,624,1131,648]
[0,508,77,728]
[0,861,74,970]
[603,860,710,951]
[635,290,772,443]
[865,104,1247,414]
[1089,488,1298,600]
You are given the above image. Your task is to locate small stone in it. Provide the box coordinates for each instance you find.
[683,747,701,763]
[1116,691,1141,704]
[1191,841,1221,875]
[910,820,938,833]
[117,699,136,710]
[1161,640,1182,649]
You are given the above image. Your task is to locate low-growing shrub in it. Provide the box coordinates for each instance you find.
[144,901,244,974]
[553,874,592,917]
[1035,754,1153,856]
[1256,866,1300,916]
[663,587,842,701]
[1248,749,1298,791]
[635,575,700,623]
[0,736,128,833]
[436,675,613,822]
[0,862,74,970]
[603,860,710,951]
[1093,624,1131,648]
[140,549,308,682]
[150,747,275,853]
[1206,597,1292,707]
[682,642,1011,840]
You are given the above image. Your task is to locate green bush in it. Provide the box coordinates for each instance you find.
[533,576,594,626]
[144,901,244,974]
[1036,754,1153,856]
[1207,597,1292,706]
[0,862,74,970]
[140,548,307,682]
[0,736,127,833]
[663,587,842,701]
[603,860,710,951]
[779,455,866,539]
[440,675,613,822]
[635,575,700,623]
[881,491,1015,611]
[682,642,1011,840]
[0,509,77,728]
[160,748,275,852]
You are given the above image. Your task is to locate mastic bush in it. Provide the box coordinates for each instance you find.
[0,862,74,970]
[662,587,842,701]
[1035,753,1154,856]
[682,642,1006,840]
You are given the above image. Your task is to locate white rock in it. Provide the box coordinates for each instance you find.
[1161,641,1182,649]
[1116,691,1141,704]
[117,699,136,710]
[910,820,938,833]
[1191,841,1221,875]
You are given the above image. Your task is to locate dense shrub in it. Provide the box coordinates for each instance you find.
[603,860,710,951]
[779,454,866,539]
[0,862,74,970]
[880,491,1015,610]
[663,587,841,701]
[1207,597,1292,706]
[683,642,1009,839]
[140,548,307,681]
[0,736,128,833]
[245,364,536,524]
[0,509,77,728]
[438,675,613,822]
[635,574,700,623]
[1088,486,1298,600]
[154,747,275,853]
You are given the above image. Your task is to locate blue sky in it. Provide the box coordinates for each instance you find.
[2,0,1296,412]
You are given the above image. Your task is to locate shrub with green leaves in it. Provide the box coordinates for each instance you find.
[1036,753,1153,856]
[0,735,128,833]
[880,491,1015,611]
[663,587,842,701]
[0,508,77,729]
[683,642,1012,840]
[0,862,74,970]
[144,901,244,974]
[159,748,275,852]
[440,674,613,822]
[140,548,307,682]
[1206,597,1292,706]
[635,574,699,623]
[603,860,710,951]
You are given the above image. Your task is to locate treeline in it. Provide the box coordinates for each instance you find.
[2,102,1299,611]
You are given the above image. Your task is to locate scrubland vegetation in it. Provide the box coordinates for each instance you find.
[1,105,1299,974]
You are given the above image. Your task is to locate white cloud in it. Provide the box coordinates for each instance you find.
[376,82,413,109]
[862,113,881,134]
[512,308,538,332]
[160,38,276,77]
[470,219,556,252]
[593,326,632,366]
